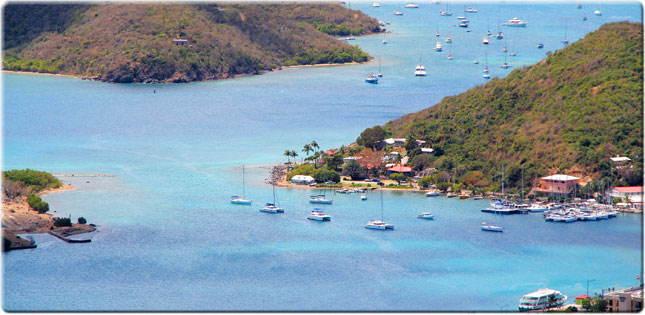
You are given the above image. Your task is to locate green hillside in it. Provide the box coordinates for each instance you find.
[373,22,643,190]
[2,3,380,83]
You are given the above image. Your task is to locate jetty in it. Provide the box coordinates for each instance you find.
[48,231,92,243]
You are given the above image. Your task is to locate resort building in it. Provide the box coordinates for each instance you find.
[386,164,412,176]
[291,175,315,185]
[603,284,643,312]
[534,174,580,195]
[172,39,189,46]
[608,186,643,205]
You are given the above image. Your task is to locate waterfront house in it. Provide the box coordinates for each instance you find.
[291,175,315,185]
[608,186,643,205]
[603,284,643,312]
[534,174,580,196]
[172,39,189,46]
[386,164,412,176]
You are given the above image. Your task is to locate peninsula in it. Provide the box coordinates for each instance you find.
[2,3,381,83]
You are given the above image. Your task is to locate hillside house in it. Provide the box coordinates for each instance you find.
[172,39,189,46]
[534,174,580,195]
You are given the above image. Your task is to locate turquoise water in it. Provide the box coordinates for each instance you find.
[2,2,642,311]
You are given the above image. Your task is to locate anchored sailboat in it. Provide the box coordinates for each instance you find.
[231,165,252,205]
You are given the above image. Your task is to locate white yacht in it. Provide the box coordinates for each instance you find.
[502,17,528,27]
[527,203,547,212]
[518,288,567,311]
[307,209,331,221]
[464,7,477,13]
[231,164,252,205]
[260,203,284,213]
[310,195,333,204]
[417,212,434,220]
[444,36,452,43]
[482,37,489,44]
[404,3,419,8]
[394,10,403,15]
[593,9,601,16]
[365,220,394,230]
[415,54,427,76]
[361,193,367,200]
[439,11,452,16]
[425,191,440,197]
[481,222,503,232]
[373,2,380,7]
[434,42,443,52]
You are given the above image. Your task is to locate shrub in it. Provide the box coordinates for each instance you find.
[78,217,87,224]
[26,193,49,213]
[313,168,340,183]
[54,217,72,227]
[418,176,433,188]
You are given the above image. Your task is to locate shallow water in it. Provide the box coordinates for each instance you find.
[2,1,642,311]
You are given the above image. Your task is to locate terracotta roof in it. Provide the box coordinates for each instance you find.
[387,165,412,172]
[576,295,590,299]
[614,186,643,193]
[325,150,337,155]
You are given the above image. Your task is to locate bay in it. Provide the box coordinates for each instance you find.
[2,1,642,311]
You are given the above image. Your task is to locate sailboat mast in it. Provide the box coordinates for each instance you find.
[380,185,384,221]
[242,164,246,199]
[521,169,524,200]
[501,164,505,199]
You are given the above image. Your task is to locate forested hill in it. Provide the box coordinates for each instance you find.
[381,22,643,188]
[2,3,380,83]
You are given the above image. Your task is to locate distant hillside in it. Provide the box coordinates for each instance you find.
[2,3,380,83]
[375,22,643,189]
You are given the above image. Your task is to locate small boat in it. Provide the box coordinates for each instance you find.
[537,43,544,49]
[394,10,403,15]
[307,209,331,221]
[447,54,452,60]
[482,37,489,44]
[435,25,440,37]
[576,3,582,8]
[439,11,452,16]
[495,32,504,39]
[373,2,380,7]
[447,192,457,198]
[482,73,490,79]
[593,9,601,16]
[365,187,394,230]
[466,28,472,32]
[417,212,434,220]
[459,194,469,199]
[361,193,367,200]
[582,14,587,21]
[260,203,284,213]
[444,36,452,43]
[527,204,547,212]
[415,54,427,76]
[502,17,528,27]
[382,39,388,44]
[365,74,379,84]
[518,288,567,311]
[404,3,419,8]
[561,20,569,44]
[473,196,484,200]
[231,165,252,205]
[377,57,383,77]
[481,222,503,232]
[425,191,440,197]
[459,22,469,28]
[310,195,333,204]
[456,16,466,20]
[473,60,479,64]
[434,42,443,52]
[465,8,477,13]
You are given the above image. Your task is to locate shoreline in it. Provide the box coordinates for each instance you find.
[2,185,96,251]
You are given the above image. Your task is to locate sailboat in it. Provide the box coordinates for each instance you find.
[231,165,252,205]
[486,18,492,36]
[260,182,284,213]
[482,49,490,79]
[481,165,504,232]
[394,2,403,15]
[377,57,383,77]
[561,20,569,44]
[510,40,517,56]
[594,1,602,15]
[310,170,333,204]
[447,45,453,60]
[435,25,440,37]
[502,36,508,52]
[365,185,394,230]
[415,53,427,76]
[495,10,504,39]
[500,51,511,69]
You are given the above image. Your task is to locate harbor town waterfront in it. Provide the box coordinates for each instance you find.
[2,1,642,312]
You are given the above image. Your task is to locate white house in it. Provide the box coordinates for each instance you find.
[609,186,643,204]
[291,175,315,185]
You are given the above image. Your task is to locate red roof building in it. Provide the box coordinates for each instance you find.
[324,150,338,156]
[387,164,412,176]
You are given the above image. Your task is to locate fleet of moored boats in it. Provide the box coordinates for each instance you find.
[364,2,594,84]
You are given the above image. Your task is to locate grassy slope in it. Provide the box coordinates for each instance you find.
[2,3,379,83]
[385,22,643,188]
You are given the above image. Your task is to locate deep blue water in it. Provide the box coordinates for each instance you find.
[2,1,642,311]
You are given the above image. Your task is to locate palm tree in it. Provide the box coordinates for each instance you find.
[284,149,291,164]
[290,150,298,165]
[302,144,312,162]
[311,141,319,154]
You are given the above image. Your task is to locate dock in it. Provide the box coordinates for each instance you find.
[48,231,92,243]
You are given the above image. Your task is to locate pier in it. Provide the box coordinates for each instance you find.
[48,231,92,243]
[53,173,115,177]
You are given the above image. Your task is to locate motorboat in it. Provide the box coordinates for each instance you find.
[483,37,489,44]
[537,43,544,49]
[481,222,503,232]
[495,32,504,39]
[394,10,403,15]
[434,42,443,51]
[417,212,434,220]
[473,196,484,200]
[365,74,379,84]
[593,9,601,16]
[439,11,452,16]
[518,288,567,311]
[382,39,388,44]
[447,192,457,198]
[404,3,419,8]
[527,203,547,212]
[502,17,528,27]
[260,203,284,213]
[307,209,331,221]
[310,195,333,204]
[465,8,477,13]
[361,193,367,200]
[445,36,452,43]
[373,2,380,7]
[414,69,427,76]
[473,60,479,64]
[425,191,440,197]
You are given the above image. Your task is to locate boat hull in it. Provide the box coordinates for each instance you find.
[231,199,252,205]
[308,216,331,221]
[310,199,333,204]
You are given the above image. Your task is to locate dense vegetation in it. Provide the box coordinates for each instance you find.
[3,169,62,212]
[3,3,378,83]
[26,194,49,214]
[359,22,643,191]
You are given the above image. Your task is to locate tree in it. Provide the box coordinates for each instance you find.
[324,152,344,170]
[356,125,386,150]
[53,217,72,227]
[313,168,340,183]
[404,134,417,152]
[266,164,285,185]
[302,144,312,160]
[310,140,320,154]
[418,176,433,188]
[290,150,298,165]
[283,149,291,164]
[390,173,406,185]
[342,159,365,180]
[3,180,24,202]
[78,217,87,224]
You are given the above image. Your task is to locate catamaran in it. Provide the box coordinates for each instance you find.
[307,208,331,221]
[365,185,394,230]
[260,180,284,213]
[231,165,252,205]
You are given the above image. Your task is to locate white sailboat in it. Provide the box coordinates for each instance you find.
[310,170,333,204]
[231,165,252,205]
[481,165,505,232]
[260,181,284,213]
[415,53,427,76]
[500,51,511,69]
[365,185,394,230]
[482,50,490,79]
[378,56,383,77]
[561,20,569,44]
